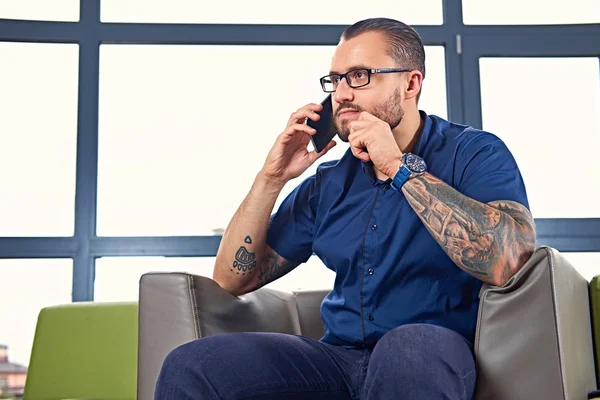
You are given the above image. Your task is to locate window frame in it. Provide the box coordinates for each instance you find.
[0,0,599,301]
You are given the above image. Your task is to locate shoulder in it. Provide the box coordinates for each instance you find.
[428,114,512,159]
[432,115,502,145]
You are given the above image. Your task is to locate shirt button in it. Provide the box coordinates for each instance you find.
[371,224,378,231]
[368,268,374,275]
[368,313,374,321]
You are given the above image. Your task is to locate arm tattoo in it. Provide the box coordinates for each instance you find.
[230,236,298,290]
[254,250,299,290]
[402,173,536,285]
[230,243,257,276]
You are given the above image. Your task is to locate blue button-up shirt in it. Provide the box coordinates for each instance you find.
[267,111,529,349]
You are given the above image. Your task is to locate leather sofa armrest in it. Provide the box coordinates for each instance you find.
[474,246,597,400]
[137,272,301,400]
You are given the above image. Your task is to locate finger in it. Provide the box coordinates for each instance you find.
[288,108,322,127]
[309,140,337,162]
[348,129,371,160]
[354,145,371,162]
[282,123,317,139]
[350,145,371,162]
[347,126,367,145]
[296,103,323,114]
[358,111,378,120]
[349,137,370,162]
[295,103,323,118]
[347,120,370,133]
[305,111,321,122]
[306,103,324,112]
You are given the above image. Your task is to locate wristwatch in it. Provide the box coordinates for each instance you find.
[390,153,427,191]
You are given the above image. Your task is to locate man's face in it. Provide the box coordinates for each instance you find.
[328,31,406,142]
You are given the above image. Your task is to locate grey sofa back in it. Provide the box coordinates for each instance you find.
[137,247,597,400]
[474,246,596,399]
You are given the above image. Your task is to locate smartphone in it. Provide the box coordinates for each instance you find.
[307,94,336,153]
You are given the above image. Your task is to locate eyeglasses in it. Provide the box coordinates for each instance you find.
[319,68,411,92]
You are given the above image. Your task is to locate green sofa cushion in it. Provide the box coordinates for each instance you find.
[23,302,138,400]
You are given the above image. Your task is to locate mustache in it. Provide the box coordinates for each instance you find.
[335,103,364,118]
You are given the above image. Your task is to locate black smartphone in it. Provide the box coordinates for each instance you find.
[307,94,336,153]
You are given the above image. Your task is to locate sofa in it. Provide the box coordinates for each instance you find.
[137,246,598,399]
[21,246,599,399]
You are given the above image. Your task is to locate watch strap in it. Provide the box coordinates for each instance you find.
[390,164,412,191]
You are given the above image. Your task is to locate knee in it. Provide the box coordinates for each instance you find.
[155,336,238,399]
[371,324,474,376]
[365,324,475,399]
[159,338,211,377]
[159,334,238,379]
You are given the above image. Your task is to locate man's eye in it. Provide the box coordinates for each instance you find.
[332,76,341,84]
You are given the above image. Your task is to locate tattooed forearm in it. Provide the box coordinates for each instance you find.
[230,236,298,291]
[402,173,536,286]
[254,249,299,290]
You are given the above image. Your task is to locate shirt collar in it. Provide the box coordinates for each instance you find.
[361,110,432,184]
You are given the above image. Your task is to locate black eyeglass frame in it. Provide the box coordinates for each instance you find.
[319,68,412,92]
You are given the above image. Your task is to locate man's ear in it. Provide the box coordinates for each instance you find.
[405,71,423,101]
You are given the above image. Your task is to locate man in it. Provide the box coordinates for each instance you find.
[155,17,536,399]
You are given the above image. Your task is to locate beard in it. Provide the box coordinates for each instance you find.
[332,88,404,143]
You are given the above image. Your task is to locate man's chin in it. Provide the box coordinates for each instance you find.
[333,123,350,143]
[335,130,349,143]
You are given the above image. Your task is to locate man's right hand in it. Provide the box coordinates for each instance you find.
[260,103,337,186]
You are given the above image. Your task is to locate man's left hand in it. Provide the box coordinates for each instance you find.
[348,111,403,179]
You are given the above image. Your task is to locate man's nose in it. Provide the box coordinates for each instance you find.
[333,77,354,105]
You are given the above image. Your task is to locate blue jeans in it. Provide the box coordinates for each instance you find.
[155,323,476,400]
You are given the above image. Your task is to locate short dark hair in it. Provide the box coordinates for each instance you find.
[341,18,426,101]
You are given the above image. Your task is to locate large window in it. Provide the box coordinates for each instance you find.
[0,0,598,375]
[479,57,600,218]
[96,45,447,236]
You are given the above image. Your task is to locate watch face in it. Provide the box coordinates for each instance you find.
[404,153,427,173]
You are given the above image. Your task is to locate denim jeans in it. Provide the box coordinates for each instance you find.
[154,323,476,400]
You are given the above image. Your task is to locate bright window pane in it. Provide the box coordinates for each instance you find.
[0,0,79,22]
[463,0,600,25]
[0,42,79,236]
[479,57,600,218]
[420,47,447,118]
[0,259,73,381]
[101,0,442,24]
[94,255,334,302]
[561,252,600,282]
[97,45,447,236]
